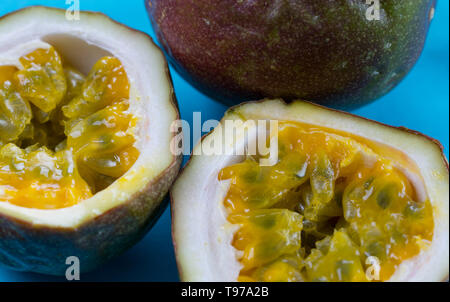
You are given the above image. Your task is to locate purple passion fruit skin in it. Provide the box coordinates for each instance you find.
[146,0,435,109]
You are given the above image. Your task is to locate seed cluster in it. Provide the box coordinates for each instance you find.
[219,122,434,282]
[0,46,139,209]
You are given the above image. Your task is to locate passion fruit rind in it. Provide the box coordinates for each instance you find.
[0,7,181,275]
[171,99,449,282]
[0,157,180,275]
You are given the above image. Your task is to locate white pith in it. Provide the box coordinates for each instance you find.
[172,99,449,282]
[0,7,177,228]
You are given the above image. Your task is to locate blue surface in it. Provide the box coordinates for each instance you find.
[0,0,448,282]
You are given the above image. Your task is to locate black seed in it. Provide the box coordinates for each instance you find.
[336,260,352,280]
[376,185,394,209]
[404,201,424,219]
[365,241,385,258]
[364,176,375,189]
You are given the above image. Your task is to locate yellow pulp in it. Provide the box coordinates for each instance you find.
[219,122,434,282]
[0,46,139,209]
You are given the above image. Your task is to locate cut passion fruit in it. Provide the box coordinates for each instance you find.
[172,99,448,282]
[0,7,180,275]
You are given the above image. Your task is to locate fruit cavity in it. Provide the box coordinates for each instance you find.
[0,46,139,209]
[219,121,434,282]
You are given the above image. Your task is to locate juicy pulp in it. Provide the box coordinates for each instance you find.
[0,46,139,209]
[218,121,434,282]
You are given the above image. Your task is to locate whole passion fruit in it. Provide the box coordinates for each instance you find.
[172,99,448,282]
[146,0,436,109]
[0,7,181,275]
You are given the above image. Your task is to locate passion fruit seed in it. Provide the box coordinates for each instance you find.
[0,66,32,142]
[219,121,434,282]
[62,56,129,121]
[0,144,92,209]
[0,46,139,209]
[16,47,67,113]
[229,209,303,271]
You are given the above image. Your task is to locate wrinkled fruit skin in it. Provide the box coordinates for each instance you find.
[146,0,435,109]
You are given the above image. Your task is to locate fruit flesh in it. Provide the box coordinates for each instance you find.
[218,121,434,282]
[0,46,139,209]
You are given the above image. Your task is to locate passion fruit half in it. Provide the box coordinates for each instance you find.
[172,99,448,282]
[0,7,181,275]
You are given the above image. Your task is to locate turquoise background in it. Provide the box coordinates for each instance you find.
[0,0,448,281]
